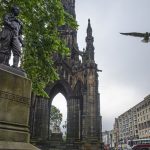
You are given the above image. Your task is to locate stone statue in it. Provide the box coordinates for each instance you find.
[0,6,23,68]
[120,32,150,43]
[53,124,61,133]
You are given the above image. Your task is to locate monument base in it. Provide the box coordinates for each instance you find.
[80,138,102,150]
[0,141,39,150]
[0,66,40,150]
[0,64,27,77]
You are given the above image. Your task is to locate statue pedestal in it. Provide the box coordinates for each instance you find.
[80,137,102,150]
[0,67,39,150]
[50,133,63,141]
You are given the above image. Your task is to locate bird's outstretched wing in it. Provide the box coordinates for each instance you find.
[120,32,145,37]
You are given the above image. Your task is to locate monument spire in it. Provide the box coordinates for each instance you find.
[85,19,95,62]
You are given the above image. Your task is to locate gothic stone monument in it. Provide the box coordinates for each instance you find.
[30,1,103,150]
[0,6,39,150]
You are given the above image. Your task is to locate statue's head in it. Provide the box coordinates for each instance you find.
[11,6,20,16]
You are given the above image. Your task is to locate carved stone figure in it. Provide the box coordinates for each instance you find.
[0,6,23,68]
[53,124,61,133]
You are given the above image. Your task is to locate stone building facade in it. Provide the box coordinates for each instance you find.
[29,0,103,150]
[136,95,150,139]
[114,94,150,146]
[113,118,119,148]
[117,106,138,142]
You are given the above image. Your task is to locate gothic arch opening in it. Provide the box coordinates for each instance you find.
[46,80,72,140]
[46,80,73,100]
[50,93,67,140]
[47,80,85,142]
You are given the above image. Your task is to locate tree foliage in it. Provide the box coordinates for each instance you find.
[0,0,77,97]
[50,105,62,130]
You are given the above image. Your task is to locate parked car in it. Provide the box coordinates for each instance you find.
[132,144,150,150]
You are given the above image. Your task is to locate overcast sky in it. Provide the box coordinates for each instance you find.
[53,0,150,131]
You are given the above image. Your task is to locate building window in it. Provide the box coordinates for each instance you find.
[145,130,147,134]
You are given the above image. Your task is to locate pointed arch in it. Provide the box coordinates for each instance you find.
[45,80,73,101]
[73,80,84,96]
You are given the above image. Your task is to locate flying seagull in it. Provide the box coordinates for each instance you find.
[120,32,150,43]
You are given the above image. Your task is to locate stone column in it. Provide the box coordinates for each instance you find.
[0,66,39,150]
[67,97,75,142]
[67,96,81,150]
[30,96,49,141]
[81,92,88,140]
[81,83,102,150]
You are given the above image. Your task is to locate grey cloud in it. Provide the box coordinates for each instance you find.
[76,0,150,131]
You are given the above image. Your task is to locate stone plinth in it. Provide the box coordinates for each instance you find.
[81,139,101,150]
[0,67,40,150]
[50,133,63,141]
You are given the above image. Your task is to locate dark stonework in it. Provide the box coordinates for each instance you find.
[61,0,76,18]
[29,1,103,150]
[0,64,26,77]
[0,67,39,150]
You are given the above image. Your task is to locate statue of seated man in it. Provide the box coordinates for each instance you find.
[0,6,23,68]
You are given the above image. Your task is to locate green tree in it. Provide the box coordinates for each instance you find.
[0,0,77,97]
[50,105,62,132]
